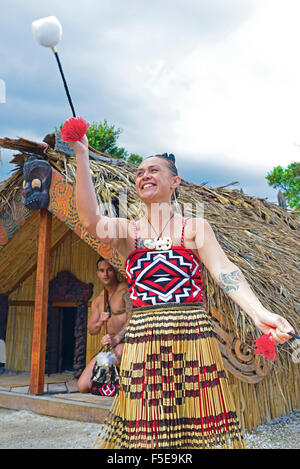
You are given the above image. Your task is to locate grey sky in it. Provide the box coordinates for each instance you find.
[1,0,299,202]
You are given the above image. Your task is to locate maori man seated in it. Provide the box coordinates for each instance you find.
[77,257,131,393]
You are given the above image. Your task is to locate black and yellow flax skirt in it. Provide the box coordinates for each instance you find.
[93,303,246,449]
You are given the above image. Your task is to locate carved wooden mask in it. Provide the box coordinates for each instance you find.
[22,155,52,210]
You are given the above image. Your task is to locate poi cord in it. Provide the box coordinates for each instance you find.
[52,46,76,118]
[288,332,300,339]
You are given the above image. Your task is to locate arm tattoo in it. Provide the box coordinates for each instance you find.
[218,269,246,293]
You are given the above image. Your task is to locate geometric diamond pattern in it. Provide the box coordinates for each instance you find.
[126,247,204,307]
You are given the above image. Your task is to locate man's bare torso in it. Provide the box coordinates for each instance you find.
[91,281,129,337]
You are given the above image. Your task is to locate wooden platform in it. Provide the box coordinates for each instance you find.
[0,371,77,394]
[0,373,73,387]
[0,390,113,423]
[0,372,113,424]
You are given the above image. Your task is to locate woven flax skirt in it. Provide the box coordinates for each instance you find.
[93,303,245,449]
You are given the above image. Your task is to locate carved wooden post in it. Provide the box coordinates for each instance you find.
[29,209,52,394]
[73,302,88,378]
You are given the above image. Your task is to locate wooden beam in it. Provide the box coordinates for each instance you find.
[29,209,52,395]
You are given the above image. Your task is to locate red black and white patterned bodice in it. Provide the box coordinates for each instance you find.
[125,218,205,308]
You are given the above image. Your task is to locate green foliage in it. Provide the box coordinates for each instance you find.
[266,162,300,210]
[86,120,127,158]
[55,119,142,165]
[127,153,143,165]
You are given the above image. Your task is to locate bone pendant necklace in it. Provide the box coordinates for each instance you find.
[143,213,174,250]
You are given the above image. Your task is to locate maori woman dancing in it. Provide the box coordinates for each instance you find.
[70,135,295,449]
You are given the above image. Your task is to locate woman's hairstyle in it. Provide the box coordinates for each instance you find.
[146,153,177,176]
[145,153,179,199]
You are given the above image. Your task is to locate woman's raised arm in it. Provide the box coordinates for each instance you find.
[69,136,129,246]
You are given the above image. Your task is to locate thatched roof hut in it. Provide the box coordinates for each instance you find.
[0,134,299,432]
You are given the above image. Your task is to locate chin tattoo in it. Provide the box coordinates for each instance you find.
[22,155,52,210]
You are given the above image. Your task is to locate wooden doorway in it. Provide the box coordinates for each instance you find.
[46,271,93,377]
[61,307,76,371]
[46,306,76,374]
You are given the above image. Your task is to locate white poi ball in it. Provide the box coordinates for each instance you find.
[32,16,62,48]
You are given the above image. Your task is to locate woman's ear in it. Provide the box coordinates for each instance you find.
[171,175,181,190]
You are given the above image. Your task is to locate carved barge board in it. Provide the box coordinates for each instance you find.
[0,190,31,250]
[209,306,272,384]
[48,169,124,274]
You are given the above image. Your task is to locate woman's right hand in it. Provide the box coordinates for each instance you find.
[68,134,89,156]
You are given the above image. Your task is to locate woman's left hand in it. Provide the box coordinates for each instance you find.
[252,308,295,344]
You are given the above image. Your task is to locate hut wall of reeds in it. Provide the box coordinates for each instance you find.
[0,135,299,432]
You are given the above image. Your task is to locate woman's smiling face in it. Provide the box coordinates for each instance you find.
[136,157,180,203]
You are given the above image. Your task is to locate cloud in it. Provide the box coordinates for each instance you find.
[0,0,253,133]
[168,0,300,170]
[177,154,278,201]
[0,0,297,204]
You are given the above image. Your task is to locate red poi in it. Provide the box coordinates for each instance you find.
[60,117,90,142]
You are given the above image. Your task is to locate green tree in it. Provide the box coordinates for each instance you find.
[127,153,143,165]
[86,120,128,159]
[266,162,300,211]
